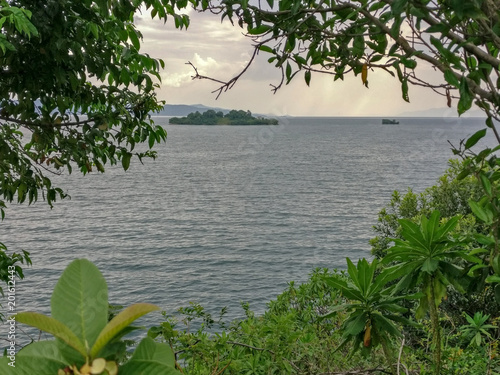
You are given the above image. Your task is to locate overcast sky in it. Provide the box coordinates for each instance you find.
[135,9,483,117]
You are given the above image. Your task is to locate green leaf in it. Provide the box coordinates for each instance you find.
[465,128,487,149]
[421,258,439,273]
[486,275,500,283]
[120,337,179,375]
[128,28,141,50]
[479,173,492,196]
[444,70,460,87]
[91,303,160,357]
[458,77,473,115]
[51,259,108,351]
[304,70,311,86]
[0,341,69,374]
[391,0,408,14]
[122,152,132,171]
[344,312,366,336]
[346,257,361,290]
[16,312,87,357]
[248,25,272,35]
[259,45,274,54]
[469,199,493,224]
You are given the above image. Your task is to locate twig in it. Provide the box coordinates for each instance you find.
[0,115,95,128]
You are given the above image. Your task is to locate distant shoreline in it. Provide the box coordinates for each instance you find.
[168,109,279,126]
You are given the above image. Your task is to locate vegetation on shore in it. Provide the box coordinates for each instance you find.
[168,110,279,125]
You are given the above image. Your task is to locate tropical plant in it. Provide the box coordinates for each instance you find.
[322,258,419,372]
[460,312,496,347]
[370,159,484,260]
[148,268,394,375]
[382,210,475,374]
[0,259,179,375]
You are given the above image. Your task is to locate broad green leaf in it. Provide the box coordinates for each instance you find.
[486,275,500,283]
[325,276,364,301]
[0,341,68,375]
[415,293,429,320]
[130,337,175,366]
[435,215,459,240]
[259,45,274,54]
[398,219,428,250]
[346,258,361,290]
[128,28,141,50]
[120,337,179,375]
[465,128,487,149]
[469,199,493,223]
[344,312,366,336]
[480,173,492,196]
[358,258,376,295]
[320,303,356,319]
[444,69,460,87]
[51,259,108,350]
[91,303,160,357]
[425,210,441,245]
[371,313,401,338]
[421,258,439,273]
[122,152,132,171]
[469,248,489,256]
[391,0,408,14]
[16,312,87,357]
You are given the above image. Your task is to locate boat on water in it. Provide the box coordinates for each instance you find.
[382,119,399,124]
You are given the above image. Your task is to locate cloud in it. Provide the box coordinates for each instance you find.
[134,7,476,116]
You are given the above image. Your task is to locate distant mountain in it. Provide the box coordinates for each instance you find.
[154,104,231,116]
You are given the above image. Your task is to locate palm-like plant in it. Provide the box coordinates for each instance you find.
[323,258,419,372]
[460,312,496,347]
[382,210,473,375]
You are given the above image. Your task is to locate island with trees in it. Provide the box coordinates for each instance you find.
[168,109,279,125]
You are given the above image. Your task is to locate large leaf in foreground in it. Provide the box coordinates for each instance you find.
[0,341,68,375]
[51,259,108,349]
[16,312,86,356]
[120,337,179,375]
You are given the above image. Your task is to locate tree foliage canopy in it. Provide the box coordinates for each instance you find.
[0,0,192,215]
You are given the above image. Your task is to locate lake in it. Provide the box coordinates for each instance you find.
[0,116,490,338]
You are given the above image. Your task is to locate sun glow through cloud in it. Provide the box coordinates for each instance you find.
[136,8,485,117]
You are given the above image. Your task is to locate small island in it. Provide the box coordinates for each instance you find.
[168,109,279,125]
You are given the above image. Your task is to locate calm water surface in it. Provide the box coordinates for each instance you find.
[0,116,490,336]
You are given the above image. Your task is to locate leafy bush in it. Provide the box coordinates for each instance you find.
[0,259,179,375]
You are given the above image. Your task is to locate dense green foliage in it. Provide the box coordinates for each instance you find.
[370,160,484,259]
[0,0,188,212]
[0,0,191,317]
[169,109,279,125]
[0,259,179,375]
[147,267,499,375]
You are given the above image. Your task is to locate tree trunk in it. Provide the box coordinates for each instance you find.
[428,277,442,375]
